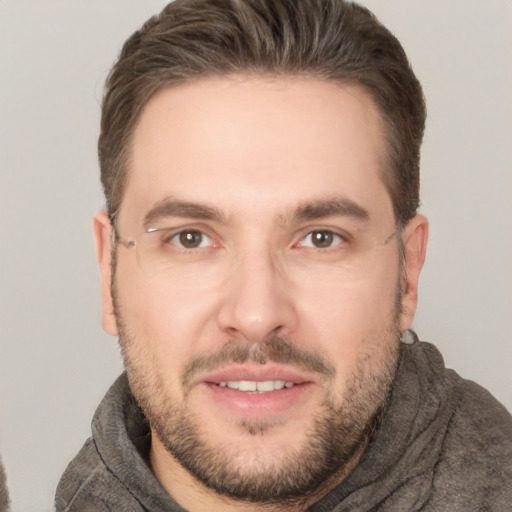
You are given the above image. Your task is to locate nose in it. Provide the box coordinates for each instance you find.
[217,248,299,343]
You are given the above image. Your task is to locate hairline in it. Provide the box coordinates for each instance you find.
[108,71,399,227]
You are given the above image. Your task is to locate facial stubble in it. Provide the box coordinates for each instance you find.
[113,273,403,506]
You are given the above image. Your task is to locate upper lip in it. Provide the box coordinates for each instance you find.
[196,363,317,386]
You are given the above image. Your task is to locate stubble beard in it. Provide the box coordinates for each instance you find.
[113,280,403,506]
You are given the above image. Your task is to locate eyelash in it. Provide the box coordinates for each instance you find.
[161,229,216,250]
[296,230,347,250]
[158,227,349,252]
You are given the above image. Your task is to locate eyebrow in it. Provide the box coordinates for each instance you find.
[143,198,225,229]
[142,195,370,230]
[292,197,370,223]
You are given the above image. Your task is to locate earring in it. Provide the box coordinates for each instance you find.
[400,330,415,345]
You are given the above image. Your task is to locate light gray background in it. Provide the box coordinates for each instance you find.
[1,1,511,510]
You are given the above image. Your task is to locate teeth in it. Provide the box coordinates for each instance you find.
[218,380,294,392]
[274,380,285,390]
[239,381,257,392]
[256,380,275,392]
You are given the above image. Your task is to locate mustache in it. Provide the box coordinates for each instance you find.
[181,336,335,392]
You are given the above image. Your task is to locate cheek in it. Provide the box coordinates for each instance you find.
[294,261,399,363]
[114,261,222,366]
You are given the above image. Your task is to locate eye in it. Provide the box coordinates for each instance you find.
[300,230,344,249]
[170,229,212,249]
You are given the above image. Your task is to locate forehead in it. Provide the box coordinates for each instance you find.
[121,76,392,227]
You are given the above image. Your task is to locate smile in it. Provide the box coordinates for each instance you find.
[218,380,295,392]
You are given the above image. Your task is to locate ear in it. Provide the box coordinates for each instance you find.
[93,210,118,336]
[399,214,428,332]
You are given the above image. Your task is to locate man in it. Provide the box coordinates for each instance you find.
[55,0,512,510]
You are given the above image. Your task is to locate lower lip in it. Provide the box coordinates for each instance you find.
[201,382,314,418]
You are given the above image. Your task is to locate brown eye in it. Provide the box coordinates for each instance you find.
[311,231,334,248]
[301,230,343,249]
[177,230,205,248]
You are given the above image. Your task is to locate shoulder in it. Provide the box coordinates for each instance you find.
[54,437,143,512]
[430,358,512,509]
[442,374,512,472]
[417,338,512,458]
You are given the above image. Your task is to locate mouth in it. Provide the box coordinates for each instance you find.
[217,380,295,393]
[195,364,317,419]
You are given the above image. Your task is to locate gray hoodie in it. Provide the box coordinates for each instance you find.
[55,336,512,511]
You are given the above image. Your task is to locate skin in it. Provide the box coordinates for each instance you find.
[94,76,428,511]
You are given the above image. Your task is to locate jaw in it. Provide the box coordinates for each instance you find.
[148,378,379,511]
[131,339,401,510]
[179,375,329,451]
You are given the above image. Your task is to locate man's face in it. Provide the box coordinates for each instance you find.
[97,77,424,504]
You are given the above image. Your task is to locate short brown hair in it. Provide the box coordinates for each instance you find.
[99,0,425,228]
